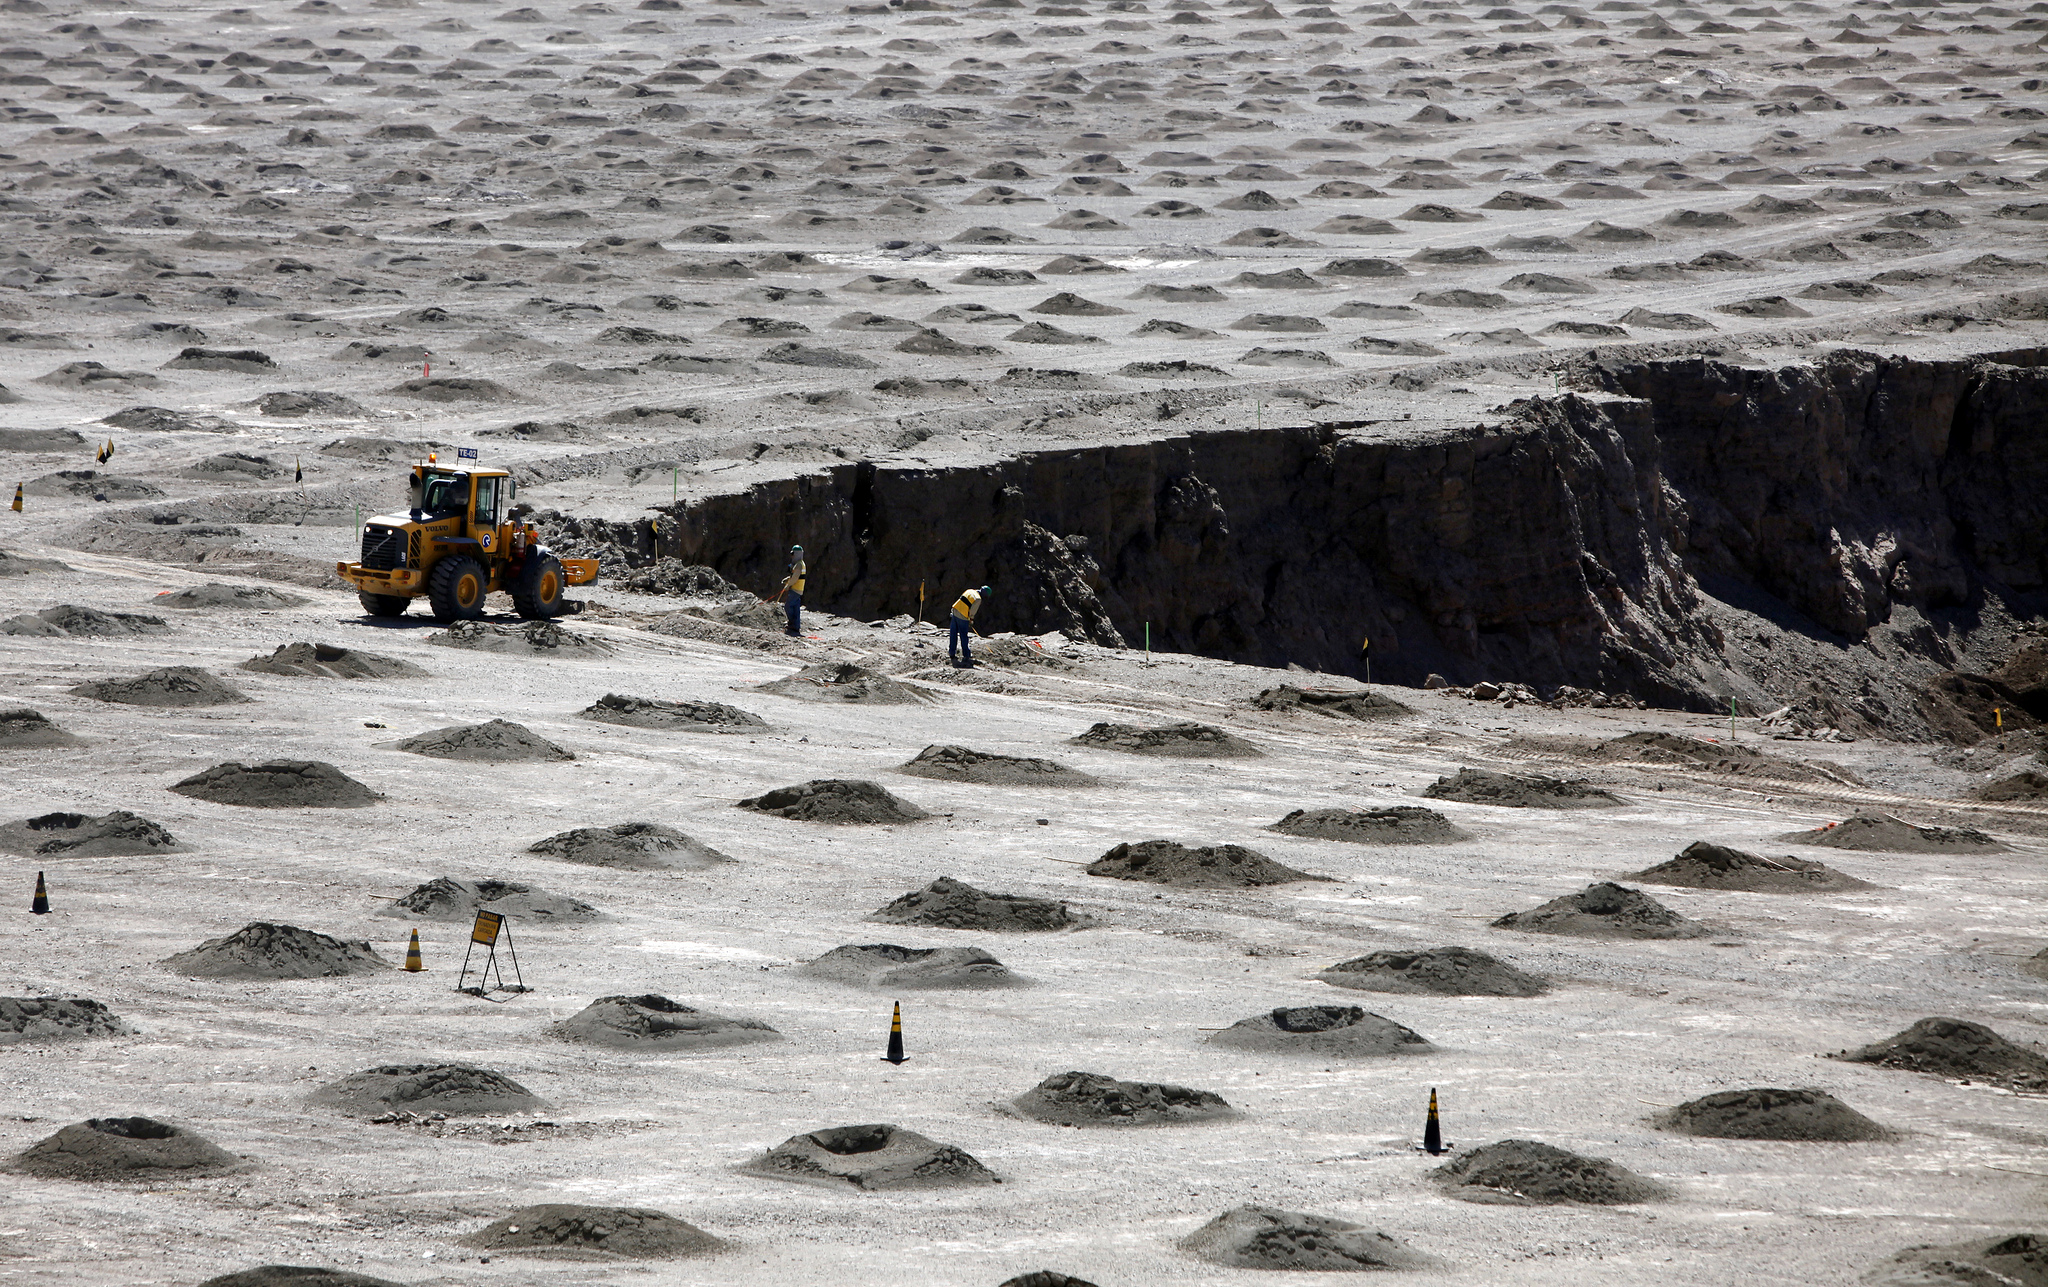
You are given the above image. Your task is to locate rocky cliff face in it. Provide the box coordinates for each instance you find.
[541,349,2048,741]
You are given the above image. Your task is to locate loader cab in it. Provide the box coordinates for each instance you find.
[409,466,513,533]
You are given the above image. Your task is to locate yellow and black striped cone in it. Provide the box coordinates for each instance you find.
[1422,1087,1445,1155]
[404,928,423,972]
[881,1001,907,1065]
[10,483,20,513]
[30,870,49,915]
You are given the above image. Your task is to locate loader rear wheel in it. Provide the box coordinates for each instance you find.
[358,591,409,618]
[512,554,567,620]
[427,555,489,623]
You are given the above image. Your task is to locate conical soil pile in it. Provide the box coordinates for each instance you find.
[461,1204,727,1260]
[1208,1006,1433,1057]
[872,878,1087,931]
[17,1116,240,1179]
[1652,1087,1891,1140]
[580,693,766,729]
[311,1064,543,1117]
[154,583,309,609]
[240,642,426,680]
[199,1269,410,1287]
[1867,1234,2048,1287]
[1007,1071,1235,1126]
[1251,685,1414,721]
[0,996,132,1044]
[428,620,611,656]
[1067,721,1263,757]
[1780,812,2007,853]
[739,779,930,823]
[998,1274,1100,1287]
[1628,842,1874,893]
[379,877,600,923]
[0,810,178,857]
[1319,947,1548,997]
[739,1124,1000,1190]
[1268,806,1469,844]
[1829,1017,2048,1092]
[1086,840,1328,888]
[1492,882,1711,939]
[0,708,83,747]
[163,923,391,980]
[71,666,250,707]
[1431,1139,1672,1205]
[899,744,1099,787]
[1425,767,1623,808]
[803,944,1025,988]
[170,761,382,808]
[753,662,932,704]
[528,822,733,870]
[550,994,780,1051]
[1182,1206,1436,1271]
[393,719,573,762]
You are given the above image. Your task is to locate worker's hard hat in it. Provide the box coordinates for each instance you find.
[979,585,991,594]
[791,544,803,551]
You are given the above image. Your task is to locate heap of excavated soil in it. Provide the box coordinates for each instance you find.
[1628,842,1876,894]
[1590,730,1856,785]
[740,1124,1000,1190]
[1425,768,1624,809]
[153,583,309,609]
[16,1116,240,1179]
[163,923,391,980]
[427,621,611,657]
[1867,1234,2048,1287]
[1006,1071,1235,1127]
[393,720,573,763]
[1319,947,1548,998]
[171,761,382,808]
[1068,722,1263,758]
[1209,1006,1433,1057]
[803,944,1025,989]
[1829,1017,2048,1092]
[71,666,250,707]
[739,779,930,824]
[0,810,178,857]
[2026,949,2048,982]
[199,1269,410,1287]
[1430,1140,1672,1206]
[240,643,427,680]
[527,822,733,870]
[899,744,1099,787]
[378,878,599,924]
[1086,840,1329,889]
[1781,812,2008,853]
[461,1203,727,1261]
[753,662,932,704]
[1182,1206,1434,1272]
[0,549,70,577]
[579,693,767,730]
[1268,807,1469,845]
[1652,1088,1891,1141]
[872,878,1088,931]
[550,995,780,1052]
[1251,685,1414,721]
[1979,770,2048,802]
[999,1274,1099,1287]
[0,708,84,747]
[311,1064,542,1117]
[0,997,132,1044]
[3,604,167,637]
[1493,883,1711,940]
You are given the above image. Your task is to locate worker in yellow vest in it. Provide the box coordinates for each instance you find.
[949,584,989,668]
[778,544,805,636]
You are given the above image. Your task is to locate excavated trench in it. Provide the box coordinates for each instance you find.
[539,349,2048,735]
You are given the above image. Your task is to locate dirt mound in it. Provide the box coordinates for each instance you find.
[379,877,599,924]
[753,662,933,705]
[427,620,611,657]
[2027,948,2048,982]
[899,745,1099,788]
[1269,806,1469,845]
[1782,812,2007,853]
[1652,1087,1890,1141]
[803,944,1026,989]
[1068,722,1263,758]
[616,561,742,598]
[999,1274,1099,1287]
[0,548,70,576]
[1628,841,1875,893]
[1867,1234,2048,1287]
[1425,768,1624,809]
[1007,1071,1235,1127]
[872,878,1088,931]
[1250,685,1415,720]
[393,719,573,763]
[0,997,132,1044]
[16,1116,240,1180]
[0,810,179,857]
[240,643,427,680]
[2,604,168,636]
[1209,1006,1433,1057]
[1182,1206,1434,1272]
[1431,1139,1671,1206]
[1086,840,1328,889]
[550,995,779,1051]
[740,1124,1001,1190]
[579,693,766,730]
[1492,882,1710,940]
[1979,770,2048,801]
[739,779,929,824]
[1592,730,1855,784]
[462,1203,726,1261]
[171,761,382,808]
[528,822,733,870]
[152,583,309,610]
[71,666,250,708]
[311,1064,543,1117]
[199,1269,410,1287]
[1829,1017,2048,1092]
[1319,946,1548,997]
[163,922,392,980]
[0,708,84,748]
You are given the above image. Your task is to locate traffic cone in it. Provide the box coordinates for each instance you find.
[881,1001,907,1065]
[404,928,423,972]
[10,483,20,513]
[30,870,49,914]
[1422,1088,1445,1155]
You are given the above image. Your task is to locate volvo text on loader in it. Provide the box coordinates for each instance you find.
[336,459,598,622]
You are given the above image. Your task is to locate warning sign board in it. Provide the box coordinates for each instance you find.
[470,910,503,946]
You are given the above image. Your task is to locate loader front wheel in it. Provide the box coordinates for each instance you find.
[512,554,567,620]
[428,555,489,623]
[358,591,409,618]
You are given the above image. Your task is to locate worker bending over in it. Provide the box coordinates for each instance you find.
[950,584,989,668]
[779,544,805,636]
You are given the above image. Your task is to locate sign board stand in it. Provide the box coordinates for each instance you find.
[455,910,528,1000]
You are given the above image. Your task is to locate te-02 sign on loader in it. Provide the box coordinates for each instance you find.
[337,459,598,622]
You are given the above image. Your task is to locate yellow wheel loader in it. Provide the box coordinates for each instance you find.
[336,460,599,622]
